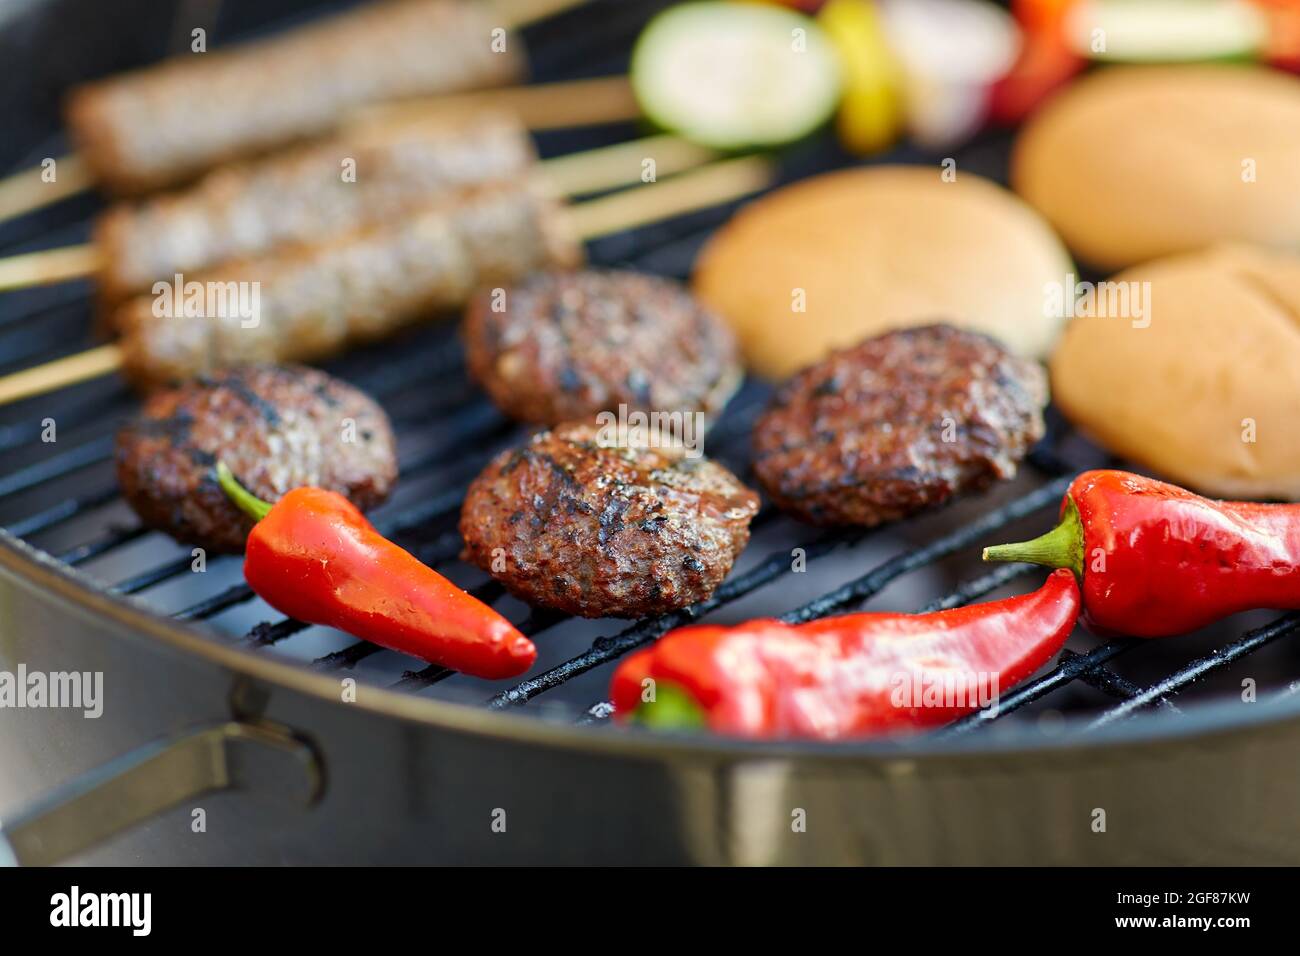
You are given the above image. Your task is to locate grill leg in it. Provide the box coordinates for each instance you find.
[0,720,321,866]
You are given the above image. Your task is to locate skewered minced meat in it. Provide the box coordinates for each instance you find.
[752,324,1048,527]
[116,365,397,553]
[460,421,759,618]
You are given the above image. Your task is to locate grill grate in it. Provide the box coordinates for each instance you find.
[1,0,1298,742]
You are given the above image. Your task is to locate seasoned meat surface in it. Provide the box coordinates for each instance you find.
[116,365,397,553]
[115,179,580,388]
[66,0,523,194]
[752,324,1048,527]
[97,113,536,303]
[463,269,742,426]
[460,422,760,618]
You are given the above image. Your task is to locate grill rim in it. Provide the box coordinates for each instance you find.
[7,518,1299,759]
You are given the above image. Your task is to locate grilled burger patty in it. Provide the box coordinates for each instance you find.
[460,422,760,618]
[752,324,1048,527]
[462,269,742,426]
[116,365,397,553]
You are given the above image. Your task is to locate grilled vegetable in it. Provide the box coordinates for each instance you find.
[818,0,902,154]
[878,0,1021,147]
[612,569,1081,738]
[218,463,536,679]
[630,1,842,149]
[1064,0,1266,63]
[983,470,1300,637]
[989,0,1084,124]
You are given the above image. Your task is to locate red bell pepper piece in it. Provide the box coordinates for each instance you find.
[611,569,1080,738]
[984,469,1300,638]
[217,463,536,679]
[989,0,1083,125]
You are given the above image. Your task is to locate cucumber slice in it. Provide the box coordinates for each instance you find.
[1066,0,1266,63]
[631,2,842,150]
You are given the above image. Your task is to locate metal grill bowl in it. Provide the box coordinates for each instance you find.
[1,0,1299,865]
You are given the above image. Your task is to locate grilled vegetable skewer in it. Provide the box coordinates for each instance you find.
[0,156,776,406]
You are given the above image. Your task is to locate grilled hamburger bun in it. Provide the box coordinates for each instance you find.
[1050,245,1300,500]
[1013,65,1300,271]
[691,165,1072,379]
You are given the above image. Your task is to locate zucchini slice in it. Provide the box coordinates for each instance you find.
[631,2,842,150]
[1066,0,1266,63]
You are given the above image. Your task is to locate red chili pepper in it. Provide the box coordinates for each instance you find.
[983,469,1300,638]
[216,462,535,679]
[610,569,1080,738]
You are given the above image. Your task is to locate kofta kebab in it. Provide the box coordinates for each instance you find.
[0,136,751,402]
[0,0,596,215]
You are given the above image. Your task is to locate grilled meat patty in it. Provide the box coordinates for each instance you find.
[460,422,759,618]
[752,324,1048,527]
[116,365,397,553]
[462,269,742,426]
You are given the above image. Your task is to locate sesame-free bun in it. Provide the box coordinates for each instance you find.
[1050,245,1300,500]
[690,165,1072,379]
[1013,65,1300,271]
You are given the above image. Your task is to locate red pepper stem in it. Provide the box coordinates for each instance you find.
[216,461,273,523]
[630,682,707,729]
[981,495,1084,578]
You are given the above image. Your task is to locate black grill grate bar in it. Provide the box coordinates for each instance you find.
[59,524,149,566]
[4,486,120,538]
[779,474,1073,626]
[0,393,134,454]
[487,530,868,709]
[1086,613,1300,730]
[1059,650,1180,712]
[941,638,1141,735]
[0,434,115,501]
[918,563,1038,613]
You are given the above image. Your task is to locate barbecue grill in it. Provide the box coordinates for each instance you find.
[3,0,1300,866]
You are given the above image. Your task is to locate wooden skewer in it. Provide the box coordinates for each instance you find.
[347,75,639,138]
[0,130,717,293]
[0,0,598,227]
[0,156,775,407]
